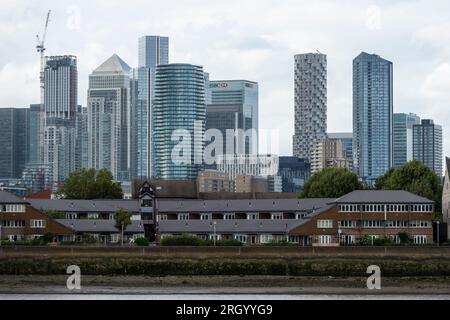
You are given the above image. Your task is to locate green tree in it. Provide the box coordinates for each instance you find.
[59,168,123,200]
[115,208,132,246]
[300,168,363,198]
[43,210,65,219]
[374,160,442,217]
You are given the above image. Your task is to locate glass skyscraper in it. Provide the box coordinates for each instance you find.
[0,108,29,179]
[153,64,206,180]
[413,119,443,177]
[43,56,78,190]
[353,52,393,184]
[206,80,259,157]
[393,113,420,168]
[132,36,169,179]
[87,54,132,181]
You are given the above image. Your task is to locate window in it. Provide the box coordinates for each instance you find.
[2,205,25,213]
[318,235,332,244]
[1,220,25,228]
[110,234,120,243]
[385,220,408,228]
[178,213,189,221]
[414,235,427,244]
[317,220,333,228]
[30,220,45,228]
[260,234,273,244]
[409,221,432,228]
[234,234,247,243]
[288,236,300,243]
[271,213,283,220]
[157,215,168,221]
[141,199,153,207]
[362,220,384,228]
[247,213,259,220]
[200,214,211,221]
[339,220,357,228]
[341,235,355,245]
[224,213,235,220]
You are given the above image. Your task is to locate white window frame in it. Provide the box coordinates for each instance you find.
[317,220,333,228]
[30,219,46,229]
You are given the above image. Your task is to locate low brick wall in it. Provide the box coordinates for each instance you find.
[1,245,450,257]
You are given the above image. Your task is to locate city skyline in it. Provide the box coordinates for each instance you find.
[0,1,449,160]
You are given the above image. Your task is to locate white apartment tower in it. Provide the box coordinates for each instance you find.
[293,53,327,161]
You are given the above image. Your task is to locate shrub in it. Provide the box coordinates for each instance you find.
[358,235,372,246]
[160,235,242,246]
[398,232,413,245]
[135,237,149,247]
[215,239,243,247]
[373,237,395,246]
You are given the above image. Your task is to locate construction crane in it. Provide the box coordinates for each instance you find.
[36,10,51,105]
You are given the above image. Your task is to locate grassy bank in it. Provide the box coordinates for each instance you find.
[1,257,450,277]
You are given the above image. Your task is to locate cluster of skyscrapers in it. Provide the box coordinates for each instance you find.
[0,37,444,195]
[293,51,443,185]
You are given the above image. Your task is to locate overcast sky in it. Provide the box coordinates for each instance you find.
[0,0,449,158]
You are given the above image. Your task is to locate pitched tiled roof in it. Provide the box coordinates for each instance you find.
[56,219,144,233]
[28,199,140,213]
[334,190,433,204]
[0,190,28,204]
[158,219,308,234]
[157,198,334,213]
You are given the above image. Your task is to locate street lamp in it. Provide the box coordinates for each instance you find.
[121,221,124,247]
[213,221,217,247]
[338,229,342,246]
[437,221,440,247]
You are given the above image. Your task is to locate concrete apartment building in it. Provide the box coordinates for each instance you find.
[311,139,353,174]
[197,170,233,193]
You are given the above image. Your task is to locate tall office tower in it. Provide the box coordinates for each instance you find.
[206,80,259,157]
[75,105,89,171]
[28,104,45,164]
[87,54,132,182]
[413,119,443,177]
[393,113,421,168]
[293,53,327,161]
[327,132,353,161]
[153,64,206,180]
[43,56,78,190]
[278,156,310,193]
[0,108,29,179]
[132,36,169,179]
[353,52,393,184]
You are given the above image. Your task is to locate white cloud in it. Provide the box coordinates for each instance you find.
[0,0,450,158]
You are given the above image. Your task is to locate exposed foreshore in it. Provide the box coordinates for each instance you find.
[1,275,450,296]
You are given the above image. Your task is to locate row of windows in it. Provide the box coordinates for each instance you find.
[338,204,433,213]
[340,235,429,245]
[1,220,25,228]
[338,220,432,228]
[0,205,26,213]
